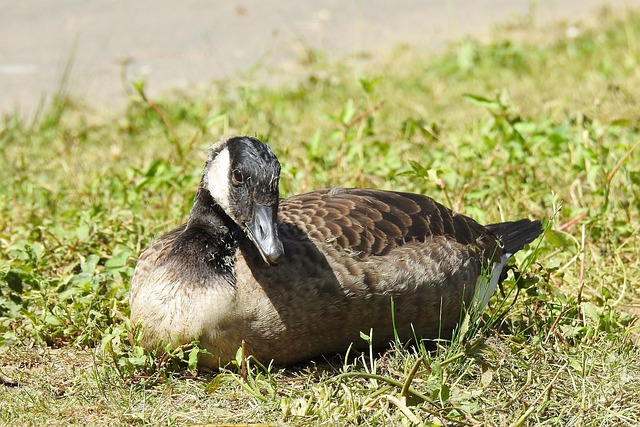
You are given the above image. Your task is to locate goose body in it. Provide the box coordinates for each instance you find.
[130,136,542,369]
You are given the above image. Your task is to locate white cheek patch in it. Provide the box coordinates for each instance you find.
[207,146,232,213]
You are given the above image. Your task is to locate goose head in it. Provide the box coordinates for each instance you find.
[201,136,284,266]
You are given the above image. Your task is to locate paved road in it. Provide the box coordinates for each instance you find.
[1,0,639,115]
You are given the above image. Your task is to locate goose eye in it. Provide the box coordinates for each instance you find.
[231,169,244,186]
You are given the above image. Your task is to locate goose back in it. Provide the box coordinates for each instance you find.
[222,188,501,365]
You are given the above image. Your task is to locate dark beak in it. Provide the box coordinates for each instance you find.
[246,203,284,266]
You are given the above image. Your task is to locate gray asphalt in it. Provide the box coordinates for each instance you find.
[1,0,639,116]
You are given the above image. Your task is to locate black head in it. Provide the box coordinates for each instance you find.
[203,136,284,265]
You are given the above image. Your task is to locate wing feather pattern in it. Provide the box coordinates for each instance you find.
[277,188,499,260]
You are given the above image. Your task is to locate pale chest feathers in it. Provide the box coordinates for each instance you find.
[130,263,238,349]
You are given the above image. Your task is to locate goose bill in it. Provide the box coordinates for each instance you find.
[246,203,284,266]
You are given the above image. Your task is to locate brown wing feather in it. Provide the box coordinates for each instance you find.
[278,188,500,260]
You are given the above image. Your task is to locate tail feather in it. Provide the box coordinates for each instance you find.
[486,219,543,256]
[470,219,543,313]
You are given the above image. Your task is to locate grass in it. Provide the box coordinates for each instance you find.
[1,6,640,426]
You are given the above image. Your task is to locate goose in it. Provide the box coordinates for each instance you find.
[129,135,543,369]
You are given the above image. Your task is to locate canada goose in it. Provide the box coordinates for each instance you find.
[130,135,542,369]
